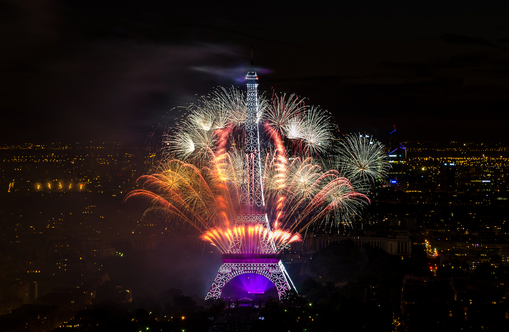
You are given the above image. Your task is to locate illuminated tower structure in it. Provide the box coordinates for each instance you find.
[205,72,296,301]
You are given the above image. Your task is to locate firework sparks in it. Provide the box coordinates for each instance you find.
[166,127,217,161]
[263,155,370,232]
[337,133,390,190]
[128,84,389,254]
[125,159,239,231]
[295,106,334,155]
[201,224,301,254]
[263,92,306,136]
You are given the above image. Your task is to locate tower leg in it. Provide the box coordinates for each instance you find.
[205,261,293,301]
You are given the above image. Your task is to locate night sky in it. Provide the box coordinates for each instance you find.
[2,1,509,144]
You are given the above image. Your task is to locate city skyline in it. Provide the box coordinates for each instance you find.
[2,139,509,330]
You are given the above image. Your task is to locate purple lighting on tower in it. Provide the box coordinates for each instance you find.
[240,274,275,294]
[222,274,276,298]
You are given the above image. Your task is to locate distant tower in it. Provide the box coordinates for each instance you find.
[205,72,296,301]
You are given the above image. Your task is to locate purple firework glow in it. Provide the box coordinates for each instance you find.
[222,274,277,298]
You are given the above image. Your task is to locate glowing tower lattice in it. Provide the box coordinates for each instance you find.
[205,72,296,301]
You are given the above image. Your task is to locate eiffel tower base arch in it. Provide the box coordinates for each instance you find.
[205,255,294,301]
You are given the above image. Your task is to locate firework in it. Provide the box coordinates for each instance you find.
[166,126,217,161]
[164,86,269,162]
[292,106,335,156]
[202,86,246,128]
[125,159,239,232]
[263,92,306,136]
[337,133,390,190]
[168,87,335,158]
[128,85,389,255]
[201,224,301,254]
[262,153,370,232]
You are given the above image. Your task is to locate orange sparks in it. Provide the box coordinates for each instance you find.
[201,224,301,254]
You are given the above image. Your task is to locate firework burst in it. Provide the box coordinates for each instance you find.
[337,133,390,190]
[201,224,302,254]
[292,106,335,156]
[125,159,239,232]
[128,85,389,254]
[263,92,306,136]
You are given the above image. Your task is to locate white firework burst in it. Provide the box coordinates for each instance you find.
[296,106,334,155]
[337,133,390,190]
[263,93,306,136]
[158,85,386,231]
[205,87,246,128]
[165,127,217,161]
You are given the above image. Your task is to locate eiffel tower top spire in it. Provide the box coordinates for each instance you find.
[239,71,265,214]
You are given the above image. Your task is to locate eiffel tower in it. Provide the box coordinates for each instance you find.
[205,72,296,300]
